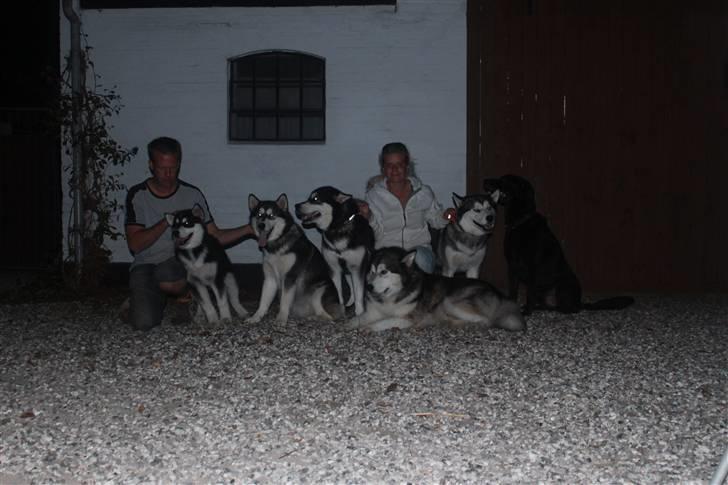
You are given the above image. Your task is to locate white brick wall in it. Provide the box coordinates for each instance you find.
[61,0,467,263]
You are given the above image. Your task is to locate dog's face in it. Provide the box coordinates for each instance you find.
[483,174,536,213]
[165,205,205,250]
[452,193,497,236]
[248,194,290,248]
[294,186,353,231]
[366,247,420,301]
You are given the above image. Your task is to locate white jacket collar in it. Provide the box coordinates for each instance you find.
[372,176,423,193]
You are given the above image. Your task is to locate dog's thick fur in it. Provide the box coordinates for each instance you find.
[294,186,375,316]
[165,205,248,324]
[483,174,634,314]
[347,246,525,332]
[247,194,342,324]
[437,193,497,278]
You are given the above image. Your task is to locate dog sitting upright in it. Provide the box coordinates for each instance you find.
[483,174,634,314]
[165,205,248,324]
[437,193,497,278]
[294,186,375,316]
[247,194,343,324]
[347,246,525,333]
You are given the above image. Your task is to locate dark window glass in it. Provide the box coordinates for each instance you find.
[229,51,325,142]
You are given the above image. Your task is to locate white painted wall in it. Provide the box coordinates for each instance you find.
[61,0,467,264]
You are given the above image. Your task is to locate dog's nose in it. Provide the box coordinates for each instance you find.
[486,215,494,223]
[257,223,265,231]
[366,283,373,292]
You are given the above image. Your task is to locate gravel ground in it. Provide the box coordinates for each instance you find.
[0,294,726,484]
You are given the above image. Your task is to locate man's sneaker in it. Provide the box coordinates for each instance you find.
[165,297,192,326]
[118,297,130,325]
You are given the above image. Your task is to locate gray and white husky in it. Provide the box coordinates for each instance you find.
[437,193,498,278]
[165,205,248,324]
[347,246,525,333]
[247,194,343,324]
[294,186,375,316]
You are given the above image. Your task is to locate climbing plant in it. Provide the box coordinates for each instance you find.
[55,42,138,288]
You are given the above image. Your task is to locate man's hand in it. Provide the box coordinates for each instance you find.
[125,218,169,255]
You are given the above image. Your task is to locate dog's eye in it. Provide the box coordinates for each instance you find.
[378,269,388,276]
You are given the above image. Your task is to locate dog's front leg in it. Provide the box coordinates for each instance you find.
[195,285,220,323]
[465,266,480,279]
[275,284,295,324]
[224,273,248,318]
[323,248,346,309]
[349,264,366,316]
[246,267,277,323]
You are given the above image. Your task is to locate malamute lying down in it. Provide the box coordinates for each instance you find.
[347,246,525,332]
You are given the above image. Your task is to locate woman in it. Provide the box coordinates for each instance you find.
[359,142,453,273]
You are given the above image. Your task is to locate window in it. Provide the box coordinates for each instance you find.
[229,51,325,142]
[81,1,394,7]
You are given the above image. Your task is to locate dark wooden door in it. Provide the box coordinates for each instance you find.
[467,0,728,292]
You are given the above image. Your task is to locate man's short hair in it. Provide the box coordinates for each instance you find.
[147,136,182,162]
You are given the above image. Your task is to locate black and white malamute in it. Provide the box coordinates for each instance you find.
[437,193,498,278]
[294,186,375,316]
[247,194,343,324]
[347,246,525,333]
[165,205,248,324]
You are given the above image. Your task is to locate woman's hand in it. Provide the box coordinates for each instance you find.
[357,200,371,220]
[444,208,457,223]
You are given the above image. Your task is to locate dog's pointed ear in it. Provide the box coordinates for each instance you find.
[164,213,176,226]
[191,203,205,220]
[401,250,417,268]
[452,193,464,209]
[335,192,352,204]
[490,189,502,203]
[482,178,500,193]
[276,194,289,211]
[248,194,260,211]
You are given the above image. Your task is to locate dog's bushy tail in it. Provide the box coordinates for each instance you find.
[581,296,635,311]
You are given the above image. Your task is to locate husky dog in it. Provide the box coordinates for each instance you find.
[165,205,248,324]
[247,194,342,324]
[483,174,634,314]
[437,193,497,278]
[294,186,375,316]
[347,246,525,333]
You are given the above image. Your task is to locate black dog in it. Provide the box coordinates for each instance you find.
[483,174,634,314]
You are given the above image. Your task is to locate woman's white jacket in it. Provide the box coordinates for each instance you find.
[365,176,448,250]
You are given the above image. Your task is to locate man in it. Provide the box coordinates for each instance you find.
[123,136,253,330]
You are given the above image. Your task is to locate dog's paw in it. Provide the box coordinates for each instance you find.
[245,313,264,324]
[345,317,363,331]
[274,315,289,325]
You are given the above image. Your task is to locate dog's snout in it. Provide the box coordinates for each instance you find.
[257,223,265,231]
[366,283,373,292]
[486,215,494,223]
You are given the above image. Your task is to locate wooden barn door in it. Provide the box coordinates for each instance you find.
[467,0,728,293]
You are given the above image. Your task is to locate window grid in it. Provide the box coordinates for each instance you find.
[229,51,325,142]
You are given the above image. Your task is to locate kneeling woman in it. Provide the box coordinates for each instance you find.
[359,142,453,273]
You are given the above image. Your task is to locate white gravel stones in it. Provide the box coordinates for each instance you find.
[0,295,726,483]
